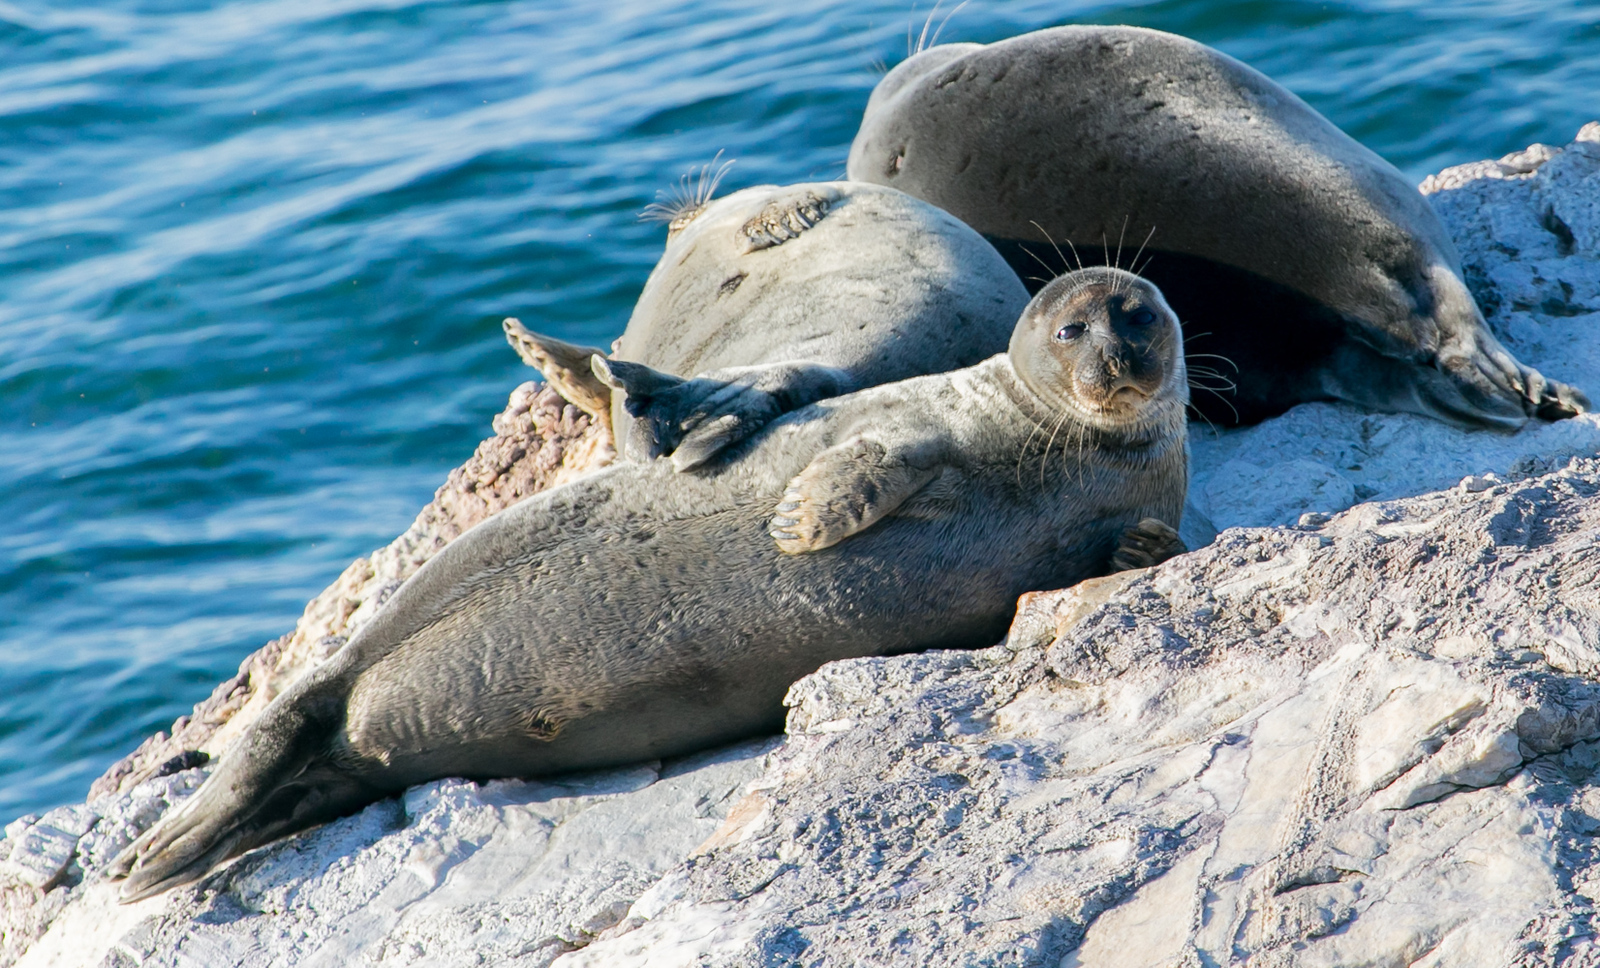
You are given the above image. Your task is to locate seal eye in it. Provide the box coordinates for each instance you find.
[1129,309,1157,326]
[1054,323,1085,342]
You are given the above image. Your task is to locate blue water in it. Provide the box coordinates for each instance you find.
[2,0,1597,821]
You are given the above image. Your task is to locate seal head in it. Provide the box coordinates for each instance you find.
[1008,267,1188,439]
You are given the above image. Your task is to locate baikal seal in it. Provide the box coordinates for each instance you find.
[112,267,1190,900]
[847,25,1588,429]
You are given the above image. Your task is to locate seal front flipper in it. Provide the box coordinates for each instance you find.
[595,357,853,470]
[502,318,613,428]
[1109,517,1186,573]
[665,362,855,471]
[770,435,946,553]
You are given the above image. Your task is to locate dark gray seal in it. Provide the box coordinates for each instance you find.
[506,180,1030,470]
[847,25,1589,430]
[111,267,1188,901]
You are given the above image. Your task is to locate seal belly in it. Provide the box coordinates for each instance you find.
[338,486,1105,788]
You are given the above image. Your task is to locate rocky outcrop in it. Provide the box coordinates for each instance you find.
[3,125,1599,967]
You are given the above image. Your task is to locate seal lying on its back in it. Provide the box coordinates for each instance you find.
[111,268,1188,900]
[507,180,1029,469]
[847,25,1588,429]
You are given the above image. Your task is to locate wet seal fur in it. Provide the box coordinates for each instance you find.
[847,25,1589,430]
[110,268,1188,901]
[506,180,1029,470]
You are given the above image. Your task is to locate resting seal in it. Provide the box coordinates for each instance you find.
[506,180,1029,469]
[111,268,1188,900]
[847,25,1588,429]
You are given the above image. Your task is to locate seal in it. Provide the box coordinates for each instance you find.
[110,268,1189,900]
[505,179,1030,470]
[846,25,1589,430]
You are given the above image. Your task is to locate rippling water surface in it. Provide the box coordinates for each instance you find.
[2,0,1597,819]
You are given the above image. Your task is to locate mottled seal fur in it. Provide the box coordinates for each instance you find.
[847,25,1588,429]
[507,180,1029,469]
[111,268,1187,901]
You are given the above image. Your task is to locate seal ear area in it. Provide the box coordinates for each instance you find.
[503,318,612,426]
[736,188,837,254]
[769,436,943,553]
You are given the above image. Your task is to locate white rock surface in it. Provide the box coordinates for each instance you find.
[3,125,1599,967]
[12,743,772,968]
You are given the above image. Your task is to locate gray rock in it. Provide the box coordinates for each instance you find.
[6,124,1600,967]
[0,806,97,890]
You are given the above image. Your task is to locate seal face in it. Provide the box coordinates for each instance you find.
[846,26,1588,430]
[1008,268,1186,435]
[110,270,1187,902]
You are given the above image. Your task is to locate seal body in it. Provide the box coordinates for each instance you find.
[508,181,1029,469]
[113,269,1186,902]
[847,26,1588,429]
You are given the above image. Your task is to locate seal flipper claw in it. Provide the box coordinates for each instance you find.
[1538,378,1589,421]
[502,318,612,428]
[1109,517,1186,573]
[770,436,942,553]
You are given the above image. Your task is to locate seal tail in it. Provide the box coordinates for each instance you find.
[502,317,613,429]
[110,686,369,902]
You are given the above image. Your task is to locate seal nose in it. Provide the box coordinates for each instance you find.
[1097,337,1132,380]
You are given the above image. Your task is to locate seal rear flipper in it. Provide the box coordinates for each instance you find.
[666,362,855,471]
[770,435,944,553]
[111,682,350,902]
[595,357,853,470]
[502,318,613,428]
[115,769,381,903]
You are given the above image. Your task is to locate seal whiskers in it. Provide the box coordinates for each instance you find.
[640,150,736,237]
